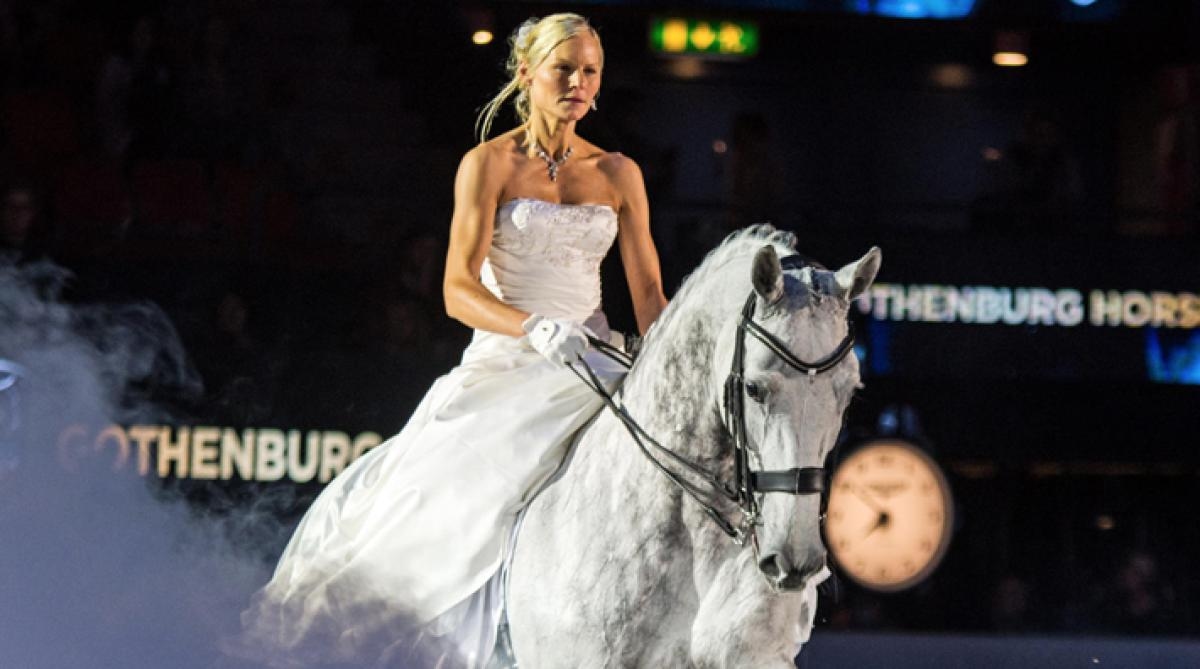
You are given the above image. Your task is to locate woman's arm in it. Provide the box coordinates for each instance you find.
[443,145,530,337]
[609,155,668,334]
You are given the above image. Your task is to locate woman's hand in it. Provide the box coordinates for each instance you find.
[523,314,591,366]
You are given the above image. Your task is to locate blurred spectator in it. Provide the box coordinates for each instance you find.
[397,231,444,304]
[1151,66,1199,235]
[825,589,890,631]
[0,0,17,88]
[0,0,67,87]
[1095,550,1181,634]
[989,574,1033,632]
[596,86,677,207]
[192,287,280,424]
[1,178,49,263]
[95,14,180,167]
[302,290,449,434]
[973,108,1084,234]
[726,111,784,230]
[180,13,250,163]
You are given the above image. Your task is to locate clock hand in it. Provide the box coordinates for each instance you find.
[863,511,890,538]
[848,484,888,515]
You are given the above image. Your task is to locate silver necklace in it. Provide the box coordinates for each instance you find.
[535,144,572,182]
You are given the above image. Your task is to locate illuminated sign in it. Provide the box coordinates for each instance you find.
[858,284,1200,329]
[57,424,383,483]
[650,18,759,58]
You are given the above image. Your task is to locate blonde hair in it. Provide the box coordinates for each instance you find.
[475,13,602,148]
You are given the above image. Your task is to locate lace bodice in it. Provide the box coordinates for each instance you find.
[479,198,618,323]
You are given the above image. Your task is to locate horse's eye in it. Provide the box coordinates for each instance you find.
[745,381,767,403]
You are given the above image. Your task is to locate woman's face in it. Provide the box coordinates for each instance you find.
[525,33,603,125]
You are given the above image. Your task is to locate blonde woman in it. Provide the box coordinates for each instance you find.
[233,13,667,668]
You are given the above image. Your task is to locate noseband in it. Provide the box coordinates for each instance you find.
[575,255,855,546]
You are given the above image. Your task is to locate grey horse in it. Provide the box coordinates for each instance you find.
[506,226,882,668]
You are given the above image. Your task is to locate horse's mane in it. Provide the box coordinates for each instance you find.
[691,224,796,280]
[630,225,797,372]
[667,224,797,315]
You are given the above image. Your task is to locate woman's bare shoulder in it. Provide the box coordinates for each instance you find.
[464,133,522,167]
[591,149,645,194]
[595,150,640,173]
[458,132,524,191]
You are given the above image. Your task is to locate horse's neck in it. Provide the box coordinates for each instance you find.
[621,306,730,462]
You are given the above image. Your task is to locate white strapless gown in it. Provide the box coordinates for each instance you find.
[234,199,626,668]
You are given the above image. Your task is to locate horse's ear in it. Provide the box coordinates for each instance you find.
[752,245,784,304]
[834,246,882,301]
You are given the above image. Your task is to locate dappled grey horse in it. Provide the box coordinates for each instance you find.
[507,226,881,668]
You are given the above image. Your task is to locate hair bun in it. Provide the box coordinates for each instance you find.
[514,18,537,54]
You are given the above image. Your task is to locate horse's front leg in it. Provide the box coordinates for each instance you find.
[690,551,823,669]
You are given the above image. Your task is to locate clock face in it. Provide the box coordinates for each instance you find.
[823,439,953,592]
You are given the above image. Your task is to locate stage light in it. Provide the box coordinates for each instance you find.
[666,57,705,79]
[993,52,1028,66]
[992,30,1029,67]
[865,0,976,19]
[929,63,974,89]
[1059,0,1122,22]
[472,30,493,46]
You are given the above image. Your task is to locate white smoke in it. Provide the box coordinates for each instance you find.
[0,259,278,668]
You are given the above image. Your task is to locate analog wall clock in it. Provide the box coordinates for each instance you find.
[823,438,954,592]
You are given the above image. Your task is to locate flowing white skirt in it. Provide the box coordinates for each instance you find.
[232,329,625,668]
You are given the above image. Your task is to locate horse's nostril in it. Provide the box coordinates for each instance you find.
[758,554,785,579]
[779,570,808,590]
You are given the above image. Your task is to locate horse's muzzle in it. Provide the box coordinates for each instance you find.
[758,552,825,592]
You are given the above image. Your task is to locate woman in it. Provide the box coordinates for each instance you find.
[235,13,667,668]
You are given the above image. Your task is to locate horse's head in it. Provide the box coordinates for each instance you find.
[734,243,881,591]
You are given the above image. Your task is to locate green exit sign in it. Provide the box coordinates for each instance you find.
[650,18,760,58]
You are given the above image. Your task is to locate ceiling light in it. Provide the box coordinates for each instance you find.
[992,30,1029,67]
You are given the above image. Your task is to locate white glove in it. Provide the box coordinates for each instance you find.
[522,314,591,366]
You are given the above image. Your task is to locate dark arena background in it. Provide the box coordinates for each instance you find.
[1,0,1199,667]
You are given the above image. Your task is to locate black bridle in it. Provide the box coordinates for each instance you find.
[725,287,856,540]
[572,255,856,546]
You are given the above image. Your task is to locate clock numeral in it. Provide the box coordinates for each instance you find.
[928,510,942,523]
[920,539,934,553]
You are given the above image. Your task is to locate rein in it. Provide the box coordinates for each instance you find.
[569,256,856,547]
